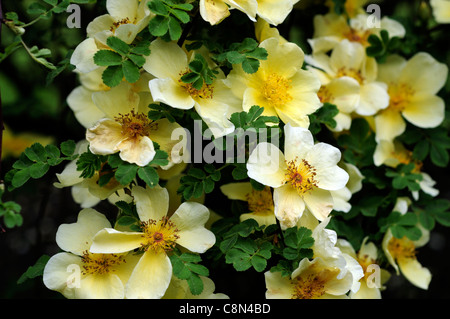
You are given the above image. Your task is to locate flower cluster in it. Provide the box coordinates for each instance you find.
[6,0,450,300]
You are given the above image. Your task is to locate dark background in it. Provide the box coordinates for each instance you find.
[1,0,450,299]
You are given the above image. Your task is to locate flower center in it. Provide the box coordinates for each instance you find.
[343,28,372,46]
[391,148,423,173]
[358,254,378,281]
[81,251,126,275]
[262,73,292,108]
[336,67,364,84]
[246,186,274,215]
[291,268,339,299]
[109,17,135,33]
[284,158,318,194]
[114,110,155,139]
[387,83,415,112]
[388,237,417,261]
[140,217,180,253]
[317,85,333,103]
[179,69,214,99]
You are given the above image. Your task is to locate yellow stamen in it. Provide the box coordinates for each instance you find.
[388,236,417,261]
[387,83,415,112]
[114,110,156,140]
[140,217,180,253]
[109,17,135,33]
[343,28,372,46]
[291,267,340,299]
[317,86,333,103]
[262,73,292,108]
[284,158,318,194]
[336,67,364,84]
[81,251,126,275]
[246,186,274,215]
[179,69,214,99]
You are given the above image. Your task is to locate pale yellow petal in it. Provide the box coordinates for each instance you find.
[43,252,81,298]
[132,185,169,222]
[264,270,293,299]
[247,142,287,188]
[220,182,253,201]
[399,52,448,95]
[303,188,334,221]
[70,38,99,73]
[397,257,431,290]
[273,184,305,229]
[67,86,106,129]
[86,118,125,155]
[90,228,143,254]
[171,202,216,253]
[107,0,138,21]
[125,251,172,299]
[374,108,406,142]
[144,39,188,80]
[256,0,294,26]
[199,0,230,25]
[403,94,445,128]
[149,78,194,110]
[117,135,156,167]
[76,273,124,299]
[56,208,111,256]
[91,82,140,119]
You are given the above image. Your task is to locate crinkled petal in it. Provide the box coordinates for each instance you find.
[273,184,305,229]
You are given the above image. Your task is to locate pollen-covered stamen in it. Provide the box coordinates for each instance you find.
[358,254,378,281]
[114,110,155,139]
[336,67,364,85]
[291,268,339,299]
[388,237,417,261]
[284,158,318,194]
[317,86,333,103]
[179,69,214,99]
[109,17,135,33]
[387,83,415,112]
[262,73,293,108]
[246,186,274,215]
[390,148,423,173]
[140,217,180,253]
[343,28,372,46]
[81,251,126,275]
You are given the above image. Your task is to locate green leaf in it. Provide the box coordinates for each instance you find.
[242,58,260,74]
[148,0,169,16]
[102,65,124,87]
[186,275,204,295]
[122,59,141,83]
[148,15,170,37]
[115,163,139,185]
[60,140,76,157]
[11,168,31,188]
[128,54,146,68]
[29,162,50,179]
[17,255,50,284]
[168,17,182,41]
[106,36,130,55]
[93,50,123,66]
[171,8,190,23]
[24,143,47,162]
[137,166,159,187]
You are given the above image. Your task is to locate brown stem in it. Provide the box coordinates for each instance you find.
[0,0,4,179]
